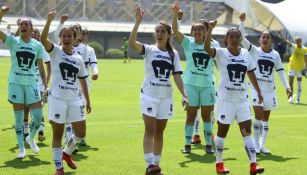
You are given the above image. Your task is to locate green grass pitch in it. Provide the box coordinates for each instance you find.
[0,58,306,175]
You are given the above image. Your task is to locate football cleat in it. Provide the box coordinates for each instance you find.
[182,145,191,154]
[145,164,161,175]
[63,152,77,169]
[205,145,214,154]
[191,135,201,144]
[250,162,264,175]
[54,168,64,175]
[216,162,230,174]
[26,136,39,154]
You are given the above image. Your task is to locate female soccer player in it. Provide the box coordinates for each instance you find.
[23,27,51,142]
[129,5,188,175]
[204,21,264,174]
[279,31,307,104]
[0,6,47,159]
[239,13,292,154]
[41,10,91,175]
[172,1,217,154]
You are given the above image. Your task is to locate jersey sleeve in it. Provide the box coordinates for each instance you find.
[173,50,183,74]
[48,44,60,59]
[143,44,153,59]
[43,49,51,63]
[181,35,191,49]
[77,59,89,79]
[247,52,256,72]
[274,52,284,71]
[4,34,15,48]
[36,43,45,60]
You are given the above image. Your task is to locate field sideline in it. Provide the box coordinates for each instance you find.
[0,58,306,175]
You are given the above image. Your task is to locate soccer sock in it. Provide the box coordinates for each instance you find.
[260,121,269,147]
[64,124,73,144]
[243,135,256,163]
[29,108,43,139]
[14,110,24,150]
[297,81,302,101]
[215,136,224,163]
[203,122,213,145]
[144,152,154,167]
[38,122,45,132]
[185,125,194,145]
[153,154,161,165]
[193,113,201,135]
[53,147,63,170]
[63,135,83,155]
[253,119,261,149]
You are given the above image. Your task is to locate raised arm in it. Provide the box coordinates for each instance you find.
[53,14,68,43]
[0,6,10,41]
[239,13,252,49]
[172,1,184,43]
[278,30,292,47]
[204,20,217,57]
[42,10,56,52]
[128,5,144,53]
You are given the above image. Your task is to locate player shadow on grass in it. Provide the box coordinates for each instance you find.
[72,145,99,161]
[179,145,234,168]
[9,143,49,154]
[1,125,14,131]
[294,102,307,106]
[0,155,51,169]
[256,153,298,162]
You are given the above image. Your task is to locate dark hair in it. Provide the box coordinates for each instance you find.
[33,28,40,36]
[59,26,77,39]
[224,27,241,46]
[71,23,82,31]
[190,22,205,35]
[198,18,209,31]
[82,27,88,34]
[157,21,174,62]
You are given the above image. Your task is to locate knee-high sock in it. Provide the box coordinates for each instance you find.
[244,135,256,163]
[253,119,261,149]
[53,147,63,170]
[144,152,154,167]
[193,114,201,135]
[215,136,224,163]
[203,122,213,145]
[14,110,24,150]
[64,124,73,144]
[297,81,302,101]
[260,121,269,147]
[185,125,194,145]
[29,108,43,138]
[63,135,83,155]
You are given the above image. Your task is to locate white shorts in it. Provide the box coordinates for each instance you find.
[48,95,85,124]
[250,89,277,110]
[140,93,173,120]
[214,100,252,124]
[288,70,302,78]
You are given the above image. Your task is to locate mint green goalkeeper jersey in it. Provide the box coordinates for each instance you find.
[181,35,220,87]
[5,35,44,85]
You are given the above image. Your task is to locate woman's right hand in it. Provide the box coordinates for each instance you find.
[135,5,144,23]
[48,10,56,21]
[172,1,180,16]
[0,6,9,15]
[239,13,246,22]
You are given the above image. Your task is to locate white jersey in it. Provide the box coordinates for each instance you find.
[214,48,256,102]
[36,50,50,88]
[74,43,90,68]
[48,44,88,100]
[141,44,183,98]
[246,45,284,92]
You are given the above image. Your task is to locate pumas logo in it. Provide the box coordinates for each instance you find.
[147,107,152,113]
[152,60,173,82]
[55,114,60,119]
[221,115,225,120]
[192,52,211,71]
[258,59,274,78]
[253,98,257,103]
[59,62,79,85]
[16,51,35,71]
[227,64,247,86]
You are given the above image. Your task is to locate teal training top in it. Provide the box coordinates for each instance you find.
[181,35,219,87]
[5,35,44,85]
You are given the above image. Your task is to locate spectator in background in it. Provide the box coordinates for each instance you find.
[122,37,130,63]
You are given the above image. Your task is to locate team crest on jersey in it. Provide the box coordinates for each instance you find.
[152,60,173,82]
[59,63,79,85]
[147,107,152,113]
[258,59,274,78]
[16,51,35,71]
[221,115,225,120]
[192,52,211,71]
[227,64,247,86]
[55,114,60,119]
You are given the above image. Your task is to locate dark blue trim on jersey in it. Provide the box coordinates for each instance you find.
[276,68,284,72]
[140,45,145,55]
[44,61,50,64]
[78,75,89,79]
[47,44,54,53]
[90,62,97,65]
[212,49,216,58]
[84,61,90,65]
[248,43,252,52]
[248,68,256,72]
[173,71,183,75]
